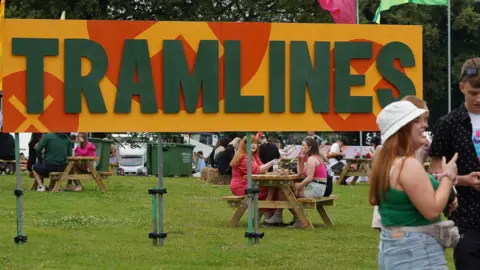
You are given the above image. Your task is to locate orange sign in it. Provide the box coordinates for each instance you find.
[2,19,422,132]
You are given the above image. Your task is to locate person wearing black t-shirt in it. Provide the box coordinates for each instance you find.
[258,135,280,172]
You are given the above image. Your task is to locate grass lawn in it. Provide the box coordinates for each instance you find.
[0,175,454,269]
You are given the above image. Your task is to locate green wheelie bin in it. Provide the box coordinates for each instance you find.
[148,142,195,177]
[88,137,113,172]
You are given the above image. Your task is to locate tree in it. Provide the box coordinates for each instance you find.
[361,0,479,127]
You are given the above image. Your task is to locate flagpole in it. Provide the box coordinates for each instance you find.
[447,0,451,112]
[356,0,360,24]
[356,0,365,181]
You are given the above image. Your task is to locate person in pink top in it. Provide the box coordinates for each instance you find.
[294,137,328,228]
[229,136,276,219]
[65,132,97,192]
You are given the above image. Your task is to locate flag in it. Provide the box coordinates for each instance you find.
[0,0,5,91]
[373,0,448,23]
[317,0,357,24]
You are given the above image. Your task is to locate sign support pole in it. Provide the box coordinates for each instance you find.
[246,133,254,245]
[148,133,167,246]
[14,133,26,245]
[244,133,263,244]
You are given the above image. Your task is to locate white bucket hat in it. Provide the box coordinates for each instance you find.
[377,100,427,142]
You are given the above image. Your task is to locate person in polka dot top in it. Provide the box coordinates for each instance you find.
[429,57,480,269]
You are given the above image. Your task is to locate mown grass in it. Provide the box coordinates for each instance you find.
[0,175,454,269]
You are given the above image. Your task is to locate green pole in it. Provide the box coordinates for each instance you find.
[151,194,157,246]
[157,133,165,246]
[246,133,253,245]
[14,133,26,245]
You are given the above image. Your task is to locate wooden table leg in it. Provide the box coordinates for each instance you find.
[52,162,75,192]
[364,163,372,175]
[30,180,38,191]
[337,161,351,185]
[316,204,334,226]
[87,162,106,192]
[351,176,359,185]
[280,186,313,230]
[228,199,248,227]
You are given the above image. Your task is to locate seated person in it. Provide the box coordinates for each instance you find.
[0,126,15,161]
[229,136,276,219]
[32,133,72,192]
[258,136,280,172]
[195,151,207,173]
[64,133,96,192]
[365,136,382,159]
[0,127,15,174]
[215,144,235,175]
[281,137,328,228]
[328,138,346,184]
[27,133,43,172]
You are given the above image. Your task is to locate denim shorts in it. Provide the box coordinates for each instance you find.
[378,229,447,270]
[303,182,326,198]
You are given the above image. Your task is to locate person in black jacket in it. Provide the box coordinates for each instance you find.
[258,135,280,172]
[215,144,235,175]
[27,133,43,172]
[0,127,15,161]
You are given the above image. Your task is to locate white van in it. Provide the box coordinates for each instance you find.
[118,146,147,176]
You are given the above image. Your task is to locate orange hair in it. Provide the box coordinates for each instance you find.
[401,95,427,109]
[368,122,416,206]
[230,135,259,167]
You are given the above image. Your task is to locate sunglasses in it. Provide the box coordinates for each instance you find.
[462,60,480,79]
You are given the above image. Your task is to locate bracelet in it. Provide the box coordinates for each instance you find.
[432,172,456,182]
[438,172,456,182]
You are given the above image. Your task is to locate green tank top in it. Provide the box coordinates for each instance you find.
[379,174,440,227]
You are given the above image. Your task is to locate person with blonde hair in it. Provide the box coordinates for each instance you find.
[229,137,241,151]
[371,100,459,269]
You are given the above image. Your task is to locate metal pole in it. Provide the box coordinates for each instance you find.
[357,1,365,182]
[447,0,452,112]
[14,133,25,245]
[157,133,165,246]
[246,133,253,245]
[151,195,158,246]
[356,0,360,24]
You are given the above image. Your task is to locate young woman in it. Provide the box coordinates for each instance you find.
[65,133,97,192]
[371,100,458,269]
[371,96,457,230]
[285,137,328,228]
[229,136,275,218]
[295,137,328,198]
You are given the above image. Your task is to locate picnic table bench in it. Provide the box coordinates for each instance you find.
[337,158,372,185]
[223,194,339,227]
[29,156,111,192]
[0,159,15,175]
[223,174,340,229]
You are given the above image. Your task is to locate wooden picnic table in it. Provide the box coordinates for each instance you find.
[337,158,372,185]
[30,156,110,192]
[224,173,339,230]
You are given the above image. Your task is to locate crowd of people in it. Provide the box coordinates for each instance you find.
[0,131,119,192]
